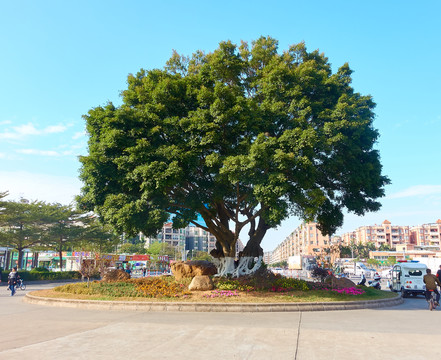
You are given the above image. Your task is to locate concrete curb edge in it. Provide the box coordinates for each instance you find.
[23,292,404,312]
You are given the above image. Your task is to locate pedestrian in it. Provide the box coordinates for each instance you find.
[142,266,147,277]
[8,267,19,296]
[125,265,131,278]
[436,265,441,279]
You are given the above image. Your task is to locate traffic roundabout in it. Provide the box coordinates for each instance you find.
[24,291,403,312]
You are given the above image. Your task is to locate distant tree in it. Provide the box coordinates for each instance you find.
[119,242,147,254]
[146,241,175,257]
[379,243,392,251]
[386,256,396,266]
[269,261,288,268]
[0,199,54,269]
[366,258,380,267]
[79,259,99,285]
[191,251,212,261]
[78,37,389,277]
[41,204,89,271]
[356,242,376,259]
[78,219,121,254]
[339,245,352,258]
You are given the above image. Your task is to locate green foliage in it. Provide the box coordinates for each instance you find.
[269,261,287,268]
[55,281,140,297]
[30,267,49,272]
[366,258,380,267]
[146,242,175,257]
[191,251,212,261]
[16,270,81,281]
[379,243,392,251]
[119,242,147,254]
[134,277,191,298]
[216,279,254,291]
[55,276,191,298]
[214,268,310,292]
[273,277,310,291]
[78,36,389,261]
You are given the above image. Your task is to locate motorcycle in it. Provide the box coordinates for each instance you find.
[357,274,367,286]
[368,274,381,290]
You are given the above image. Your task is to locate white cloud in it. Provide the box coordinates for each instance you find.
[0,171,82,205]
[16,149,61,156]
[0,120,12,125]
[45,125,68,134]
[16,148,77,157]
[72,131,85,140]
[387,185,441,199]
[0,122,68,140]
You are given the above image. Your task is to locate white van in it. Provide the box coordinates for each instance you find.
[342,262,373,277]
[388,261,427,298]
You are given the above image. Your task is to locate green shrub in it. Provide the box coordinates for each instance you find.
[55,276,191,299]
[17,270,82,281]
[273,277,310,291]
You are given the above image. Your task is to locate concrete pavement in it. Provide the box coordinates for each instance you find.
[1,282,440,360]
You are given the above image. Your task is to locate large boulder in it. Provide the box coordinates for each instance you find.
[188,275,214,291]
[171,260,217,280]
[101,269,131,282]
[324,275,356,288]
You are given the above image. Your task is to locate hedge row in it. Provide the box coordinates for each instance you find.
[0,270,81,282]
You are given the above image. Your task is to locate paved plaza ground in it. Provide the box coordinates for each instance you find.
[1,282,440,360]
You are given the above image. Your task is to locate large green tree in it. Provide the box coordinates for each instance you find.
[78,37,389,276]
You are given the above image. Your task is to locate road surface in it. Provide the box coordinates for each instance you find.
[1,282,440,360]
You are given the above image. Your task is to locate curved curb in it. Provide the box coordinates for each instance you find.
[23,292,403,312]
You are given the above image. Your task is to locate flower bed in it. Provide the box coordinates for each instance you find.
[48,268,393,303]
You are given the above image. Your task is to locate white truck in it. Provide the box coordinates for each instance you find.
[340,261,374,278]
[288,255,317,270]
[388,260,427,298]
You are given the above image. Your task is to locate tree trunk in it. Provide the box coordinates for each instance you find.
[17,249,24,270]
[58,237,64,271]
[231,218,268,277]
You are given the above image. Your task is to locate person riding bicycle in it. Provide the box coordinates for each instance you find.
[423,268,441,306]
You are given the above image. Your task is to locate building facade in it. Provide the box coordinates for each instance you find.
[341,220,411,249]
[409,220,441,247]
[146,223,244,258]
[270,222,332,264]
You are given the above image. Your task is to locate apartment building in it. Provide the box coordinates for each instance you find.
[185,225,217,253]
[409,220,441,247]
[147,223,245,257]
[270,222,331,264]
[148,222,187,252]
[341,220,411,249]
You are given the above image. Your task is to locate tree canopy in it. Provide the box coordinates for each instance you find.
[78,36,389,275]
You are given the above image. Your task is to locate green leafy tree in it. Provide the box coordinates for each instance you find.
[0,199,53,269]
[379,243,392,251]
[366,258,380,268]
[77,218,121,254]
[191,250,213,261]
[78,37,389,276]
[356,242,376,259]
[338,245,353,258]
[41,204,90,271]
[119,242,147,254]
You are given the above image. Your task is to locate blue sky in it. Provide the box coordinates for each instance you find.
[1,1,440,252]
